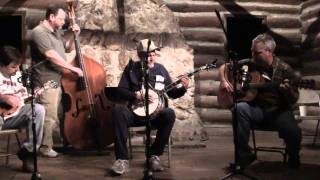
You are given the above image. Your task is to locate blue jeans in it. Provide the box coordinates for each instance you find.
[235,102,301,159]
[1,103,45,152]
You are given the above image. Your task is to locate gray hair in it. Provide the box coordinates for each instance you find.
[251,33,276,52]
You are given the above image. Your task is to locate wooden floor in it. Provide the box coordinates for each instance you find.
[1,127,320,180]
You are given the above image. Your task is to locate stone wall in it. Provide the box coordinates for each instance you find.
[0,0,207,143]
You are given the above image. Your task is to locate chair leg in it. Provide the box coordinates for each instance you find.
[5,134,11,167]
[168,136,171,168]
[128,129,133,159]
[283,148,288,163]
[251,129,257,156]
[15,132,21,148]
[313,120,320,146]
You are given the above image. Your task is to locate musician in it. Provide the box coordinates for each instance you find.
[219,33,301,169]
[30,4,83,158]
[0,46,45,172]
[110,39,189,175]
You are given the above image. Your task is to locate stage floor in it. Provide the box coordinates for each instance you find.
[1,127,320,180]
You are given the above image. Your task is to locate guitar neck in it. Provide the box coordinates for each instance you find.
[248,79,316,90]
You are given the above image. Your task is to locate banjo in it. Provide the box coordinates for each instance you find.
[131,61,217,118]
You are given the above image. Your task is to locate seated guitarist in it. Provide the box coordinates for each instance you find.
[110,39,189,175]
[219,34,302,169]
[0,46,45,172]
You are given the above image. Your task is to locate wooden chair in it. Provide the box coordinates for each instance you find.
[295,89,320,146]
[251,125,288,163]
[128,126,172,168]
[0,129,21,167]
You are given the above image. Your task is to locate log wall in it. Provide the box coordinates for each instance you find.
[301,0,320,78]
[165,0,302,124]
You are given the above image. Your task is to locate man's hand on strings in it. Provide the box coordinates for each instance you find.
[221,80,233,93]
[71,67,84,77]
[135,91,155,103]
[279,79,291,90]
[71,23,81,36]
[179,75,190,89]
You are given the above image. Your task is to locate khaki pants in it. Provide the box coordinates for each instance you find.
[38,87,62,149]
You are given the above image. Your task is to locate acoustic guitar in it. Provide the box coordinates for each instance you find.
[217,71,317,108]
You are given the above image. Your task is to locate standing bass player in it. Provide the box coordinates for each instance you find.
[110,39,189,175]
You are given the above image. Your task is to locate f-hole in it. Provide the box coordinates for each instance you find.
[227,15,265,60]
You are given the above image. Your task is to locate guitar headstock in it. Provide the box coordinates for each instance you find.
[293,79,316,89]
[199,59,218,71]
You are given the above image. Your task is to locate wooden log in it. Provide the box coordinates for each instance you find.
[301,0,320,10]
[267,16,301,29]
[187,41,225,54]
[165,0,218,13]
[194,70,220,81]
[268,28,302,45]
[181,27,225,43]
[191,0,300,5]
[301,18,320,34]
[300,3,320,21]
[196,108,232,123]
[194,54,226,67]
[194,80,220,95]
[194,95,219,108]
[25,8,45,29]
[166,0,300,14]
[174,12,222,27]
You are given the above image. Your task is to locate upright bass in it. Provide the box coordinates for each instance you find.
[62,0,113,149]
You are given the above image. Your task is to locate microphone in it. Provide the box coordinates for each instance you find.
[241,65,250,90]
[18,64,31,89]
[236,58,252,66]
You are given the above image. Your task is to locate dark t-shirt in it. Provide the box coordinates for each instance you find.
[30,24,67,87]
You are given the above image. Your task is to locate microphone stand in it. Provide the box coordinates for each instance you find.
[142,40,153,180]
[214,10,257,180]
[22,70,41,180]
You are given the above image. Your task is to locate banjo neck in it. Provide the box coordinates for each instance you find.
[163,62,217,93]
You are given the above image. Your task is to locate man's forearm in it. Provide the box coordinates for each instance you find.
[45,50,77,72]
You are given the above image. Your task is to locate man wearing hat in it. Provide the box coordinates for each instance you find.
[110,39,189,175]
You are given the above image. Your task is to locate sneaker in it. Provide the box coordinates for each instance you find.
[150,155,164,172]
[40,148,58,158]
[111,159,129,175]
[17,148,34,173]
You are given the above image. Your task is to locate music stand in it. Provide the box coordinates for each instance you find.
[214,10,258,180]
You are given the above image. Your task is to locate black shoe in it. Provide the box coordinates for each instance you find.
[149,155,164,172]
[238,153,257,170]
[17,148,34,173]
[288,155,300,169]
